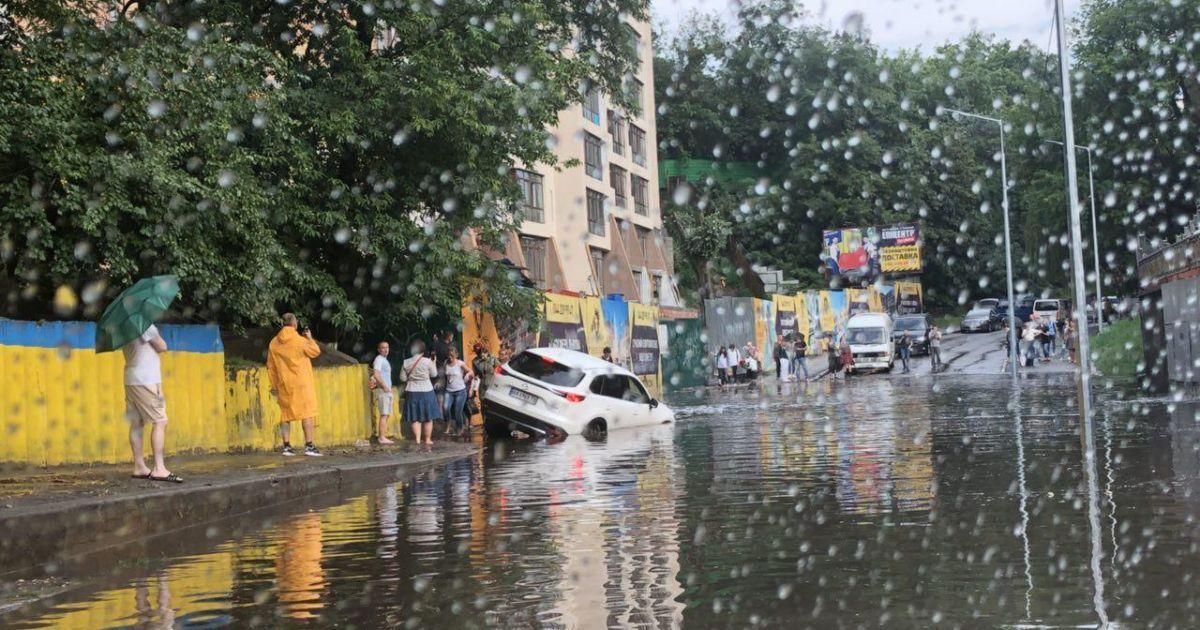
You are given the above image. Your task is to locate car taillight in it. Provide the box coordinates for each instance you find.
[563,392,586,403]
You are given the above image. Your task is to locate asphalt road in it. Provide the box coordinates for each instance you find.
[885,328,1078,377]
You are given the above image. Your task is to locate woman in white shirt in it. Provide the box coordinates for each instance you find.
[400,340,441,446]
[443,349,473,437]
[715,347,730,386]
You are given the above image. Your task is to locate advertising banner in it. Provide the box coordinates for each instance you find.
[581,296,609,359]
[828,290,848,338]
[867,285,884,313]
[461,301,501,371]
[894,281,924,314]
[630,303,660,376]
[541,293,587,352]
[878,223,922,273]
[846,288,869,315]
[773,294,797,340]
[793,293,810,345]
[601,295,630,366]
[818,291,836,336]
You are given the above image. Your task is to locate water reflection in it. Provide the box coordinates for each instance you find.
[7,377,1200,627]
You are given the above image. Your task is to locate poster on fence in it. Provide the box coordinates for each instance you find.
[630,303,660,376]
[581,296,610,359]
[541,293,587,352]
[773,294,797,340]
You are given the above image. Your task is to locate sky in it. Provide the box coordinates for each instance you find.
[653,0,1084,54]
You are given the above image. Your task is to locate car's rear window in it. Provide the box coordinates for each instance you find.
[1034,302,1058,311]
[894,318,926,331]
[507,351,586,387]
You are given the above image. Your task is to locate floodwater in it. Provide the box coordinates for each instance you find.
[6,375,1200,628]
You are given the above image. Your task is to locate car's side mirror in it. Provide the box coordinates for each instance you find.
[649,398,659,409]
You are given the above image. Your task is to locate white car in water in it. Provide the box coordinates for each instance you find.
[483,348,675,440]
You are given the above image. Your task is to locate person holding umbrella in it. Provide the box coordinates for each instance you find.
[267,313,323,456]
[96,275,183,483]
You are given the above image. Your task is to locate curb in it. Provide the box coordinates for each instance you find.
[0,447,478,583]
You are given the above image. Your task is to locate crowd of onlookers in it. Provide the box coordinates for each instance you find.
[1000,313,1080,370]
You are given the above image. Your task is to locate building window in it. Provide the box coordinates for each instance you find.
[591,248,607,296]
[633,270,645,302]
[607,110,626,155]
[627,76,644,118]
[632,175,649,216]
[513,169,544,223]
[625,25,642,70]
[629,124,646,167]
[637,227,650,259]
[583,86,601,125]
[651,274,662,304]
[611,165,627,208]
[586,189,606,236]
[584,133,603,180]
[520,235,547,288]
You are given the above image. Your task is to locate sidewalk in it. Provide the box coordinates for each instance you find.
[0,441,478,584]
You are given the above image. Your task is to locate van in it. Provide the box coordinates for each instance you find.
[1032,299,1065,322]
[845,312,894,374]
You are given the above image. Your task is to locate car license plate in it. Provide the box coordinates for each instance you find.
[509,387,538,405]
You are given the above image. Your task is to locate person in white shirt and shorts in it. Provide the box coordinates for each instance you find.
[124,325,181,483]
[372,341,395,444]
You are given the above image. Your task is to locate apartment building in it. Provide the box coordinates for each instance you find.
[489,19,683,309]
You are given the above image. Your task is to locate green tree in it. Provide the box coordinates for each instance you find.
[1,0,646,344]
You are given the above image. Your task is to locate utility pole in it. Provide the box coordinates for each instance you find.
[1054,1,1107,626]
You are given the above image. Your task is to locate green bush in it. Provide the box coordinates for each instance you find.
[1091,317,1143,378]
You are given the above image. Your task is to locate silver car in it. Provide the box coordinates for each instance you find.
[961,307,996,333]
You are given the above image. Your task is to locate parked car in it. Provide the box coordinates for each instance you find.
[482,348,674,440]
[892,314,934,356]
[974,298,1000,311]
[961,306,997,332]
[845,312,895,373]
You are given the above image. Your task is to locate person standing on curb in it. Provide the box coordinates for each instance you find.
[928,326,944,373]
[267,313,323,457]
[432,330,453,415]
[897,331,912,374]
[401,340,441,447]
[372,341,395,445]
[443,349,472,437]
[124,324,182,483]
[792,334,809,381]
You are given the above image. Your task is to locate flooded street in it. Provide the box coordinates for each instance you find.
[7,375,1200,628]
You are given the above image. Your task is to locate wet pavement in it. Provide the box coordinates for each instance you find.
[3,373,1197,627]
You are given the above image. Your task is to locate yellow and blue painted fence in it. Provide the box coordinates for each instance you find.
[1,319,385,466]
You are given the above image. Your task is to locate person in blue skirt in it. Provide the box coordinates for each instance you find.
[400,340,442,447]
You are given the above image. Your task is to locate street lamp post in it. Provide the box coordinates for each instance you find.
[1044,140,1105,332]
[943,107,1019,378]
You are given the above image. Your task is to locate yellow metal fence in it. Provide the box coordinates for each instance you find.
[0,319,381,465]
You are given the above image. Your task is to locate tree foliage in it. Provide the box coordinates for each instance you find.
[1,0,646,341]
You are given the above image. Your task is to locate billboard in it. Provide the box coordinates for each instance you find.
[822,222,922,279]
[878,223,922,273]
[630,303,660,376]
[541,293,587,352]
[822,228,869,276]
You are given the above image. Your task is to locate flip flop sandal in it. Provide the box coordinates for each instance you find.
[148,473,184,484]
[131,473,152,479]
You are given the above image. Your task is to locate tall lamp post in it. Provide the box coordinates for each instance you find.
[1044,139,1104,332]
[943,107,1019,378]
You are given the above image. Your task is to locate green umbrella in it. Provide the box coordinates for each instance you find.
[95,275,180,353]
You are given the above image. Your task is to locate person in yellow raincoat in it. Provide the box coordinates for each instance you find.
[268,313,323,457]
